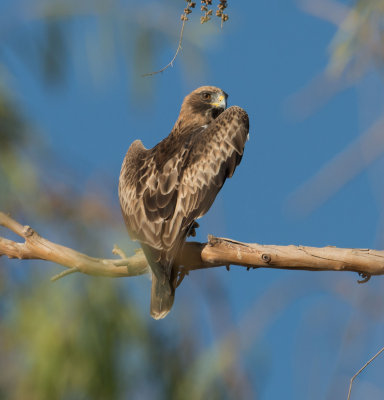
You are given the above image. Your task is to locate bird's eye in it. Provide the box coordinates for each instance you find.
[201,92,211,101]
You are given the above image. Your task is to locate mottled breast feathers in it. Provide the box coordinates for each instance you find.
[118,105,249,273]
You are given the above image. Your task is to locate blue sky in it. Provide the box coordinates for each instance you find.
[3,0,384,398]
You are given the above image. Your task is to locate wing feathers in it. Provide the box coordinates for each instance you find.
[119,106,249,272]
[159,169,178,194]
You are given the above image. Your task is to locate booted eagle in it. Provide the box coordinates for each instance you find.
[119,86,249,319]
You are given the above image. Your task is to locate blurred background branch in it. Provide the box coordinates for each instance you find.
[289,0,384,220]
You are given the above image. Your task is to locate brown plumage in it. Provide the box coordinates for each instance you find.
[118,86,249,319]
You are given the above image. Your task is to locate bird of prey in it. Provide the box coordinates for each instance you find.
[119,86,249,319]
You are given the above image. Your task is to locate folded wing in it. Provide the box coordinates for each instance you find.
[119,106,249,275]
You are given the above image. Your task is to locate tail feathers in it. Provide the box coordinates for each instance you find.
[150,273,174,320]
[140,243,176,319]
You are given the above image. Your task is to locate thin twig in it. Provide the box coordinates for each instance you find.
[142,19,186,77]
[112,244,127,259]
[357,272,371,284]
[347,346,384,400]
[51,267,80,282]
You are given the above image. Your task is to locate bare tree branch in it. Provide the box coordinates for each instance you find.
[0,212,149,278]
[1,212,384,281]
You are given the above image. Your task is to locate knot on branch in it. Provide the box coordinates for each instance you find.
[23,225,34,238]
[261,253,271,264]
[208,235,221,246]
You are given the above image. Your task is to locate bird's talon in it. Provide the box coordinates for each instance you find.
[187,221,200,237]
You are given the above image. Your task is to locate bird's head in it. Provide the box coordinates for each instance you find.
[178,86,228,128]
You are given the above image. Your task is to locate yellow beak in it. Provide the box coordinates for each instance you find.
[212,94,226,108]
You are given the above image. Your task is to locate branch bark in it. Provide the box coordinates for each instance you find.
[1,211,384,281]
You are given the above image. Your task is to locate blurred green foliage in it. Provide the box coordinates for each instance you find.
[1,273,226,400]
[0,93,25,148]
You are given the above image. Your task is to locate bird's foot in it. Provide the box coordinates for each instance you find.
[187,221,200,237]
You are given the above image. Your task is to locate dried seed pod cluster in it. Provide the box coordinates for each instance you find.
[181,0,229,25]
[216,0,228,24]
[200,0,213,24]
[181,0,196,21]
